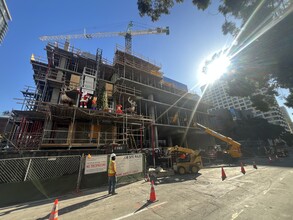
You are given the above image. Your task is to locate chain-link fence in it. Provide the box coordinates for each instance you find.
[0,156,81,184]
[0,153,146,207]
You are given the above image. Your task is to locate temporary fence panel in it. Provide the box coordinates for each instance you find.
[0,155,81,207]
[0,153,146,207]
[79,153,146,190]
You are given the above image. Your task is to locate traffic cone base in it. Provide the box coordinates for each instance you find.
[221,167,227,181]
[49,199,59,220]
[241,162,246,174]
[149,181,157,202]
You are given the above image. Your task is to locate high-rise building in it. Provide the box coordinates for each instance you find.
[0,0,11,44]
[202,80,291,132]
[280,106,293,133]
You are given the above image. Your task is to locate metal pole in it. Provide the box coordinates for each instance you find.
[24,159,32,181]
[76,154,84,192]
[140,127,143,151]
[151,123,156,168]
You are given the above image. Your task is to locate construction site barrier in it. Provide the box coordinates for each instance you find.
[0,153,146,207]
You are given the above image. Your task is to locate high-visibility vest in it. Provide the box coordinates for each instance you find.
[108,160,116,176]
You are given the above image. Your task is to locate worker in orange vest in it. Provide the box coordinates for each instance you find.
[108,153,117,195]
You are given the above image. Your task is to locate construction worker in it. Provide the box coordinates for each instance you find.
[108,153,117,195]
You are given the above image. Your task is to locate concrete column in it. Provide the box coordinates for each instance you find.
[51,88,60,104]
[50,55,67,104]
[148,94,158,148]
[167,136,173,147]
[184,139,189,148]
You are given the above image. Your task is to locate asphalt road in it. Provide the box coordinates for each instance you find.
[1,156,293,220]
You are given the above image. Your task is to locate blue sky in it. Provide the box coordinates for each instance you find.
[1,0,292,119]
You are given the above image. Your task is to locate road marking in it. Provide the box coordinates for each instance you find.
[228,174,245,180]
[263,189,270,195]
[113,201,167,220]
[231,209,244,220]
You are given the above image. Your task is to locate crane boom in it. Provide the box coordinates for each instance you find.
[40,28,169,41]
[196,123,241,146]
[196,123,242,159]
[39,24,169,53]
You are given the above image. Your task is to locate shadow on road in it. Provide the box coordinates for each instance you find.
[0,186,108,217]
[134,200,157,213]
[36,194,112,220]
[153,173,202,185]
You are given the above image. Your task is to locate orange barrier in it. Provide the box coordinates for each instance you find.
[49,199,59,220]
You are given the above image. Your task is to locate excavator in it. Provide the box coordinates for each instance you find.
[196,123,242,163]
[166,145,203,175]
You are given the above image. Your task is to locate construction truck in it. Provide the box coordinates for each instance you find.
[166,145,203,175]
[196,123,242,163]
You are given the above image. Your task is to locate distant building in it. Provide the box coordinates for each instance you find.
[201,80,291,132]
[280,106,293,133]
[0,0,12,44]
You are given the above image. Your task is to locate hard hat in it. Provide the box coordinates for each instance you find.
[110,153,116,158]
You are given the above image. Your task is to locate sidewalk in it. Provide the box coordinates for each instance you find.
[0,179,155,220]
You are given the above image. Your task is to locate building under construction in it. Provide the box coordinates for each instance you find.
[5,42,214,153]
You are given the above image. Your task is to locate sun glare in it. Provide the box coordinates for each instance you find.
[199,54,230,85]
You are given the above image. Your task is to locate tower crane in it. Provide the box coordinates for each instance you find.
[39,21,169,53]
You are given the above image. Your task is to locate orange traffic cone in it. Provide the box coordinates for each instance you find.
[221,167,227,181]
[240,162,246,174]
[253,161,258,169]
[149,181,156,202]
[49,199,59,220]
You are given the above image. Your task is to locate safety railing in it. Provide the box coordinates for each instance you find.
[41,130,128,146]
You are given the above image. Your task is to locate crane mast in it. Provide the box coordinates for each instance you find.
[39,21,170,53]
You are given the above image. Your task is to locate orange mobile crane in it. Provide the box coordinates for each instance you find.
[197,123,242,162]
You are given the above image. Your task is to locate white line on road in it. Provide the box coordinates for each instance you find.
[113,201,168,220]
[231,209,244,220]
[228,174,246,180]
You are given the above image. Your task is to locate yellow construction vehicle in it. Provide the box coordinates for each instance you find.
[167,145,203,174]
[196,123,242,162]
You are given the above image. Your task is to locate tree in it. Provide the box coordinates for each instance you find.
[281,132,293,147]
[233,118,285,141]
[137,0,293,110]
[137,0,210,22]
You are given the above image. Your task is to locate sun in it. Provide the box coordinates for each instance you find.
[199,53,231,85]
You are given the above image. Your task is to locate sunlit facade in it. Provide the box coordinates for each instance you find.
[0,0,12,44]
[202,80,291,133]
[280,106,293,133]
